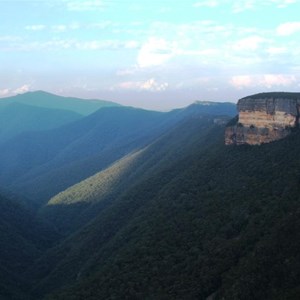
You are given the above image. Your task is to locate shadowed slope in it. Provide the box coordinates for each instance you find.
[28,115,224,297]
[0,194,58,299]
[28,123,300,300]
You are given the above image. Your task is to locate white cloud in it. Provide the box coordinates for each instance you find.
[175,77,212,89]
[25,23,83,33]
[89,21,114,29]
[193,0,219,7]
[119,78,168,92]
[192,0,298,12]
[124,41,140,49]
[0,88,10,96]
[65,0,105,11]
[272,0,297,8]
[137,38,176,68]
[230,75,253,89]
[14,84,31,94]
[25,25,46,31]
[277,22,300,36]
[3,38,138,52]
[227,0,298,13]
[232,36,266,51]
[0,36,22,42]
[266,47,287,55]
[230,74,297,89]
[232,0,258,12]
[261,74,297,88]
[177,47,220,57]
[76,40,139,50]
[52,25,67,32]
[69,22,81,30]
[116,67,138,76]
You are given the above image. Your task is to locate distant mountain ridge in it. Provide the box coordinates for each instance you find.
[0,102,82,142]
[0,91,120,115]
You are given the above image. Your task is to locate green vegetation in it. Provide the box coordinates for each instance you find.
[0,194,58,299]
[28,119,300,300]
[39,116,220,235]
[240,91,300,100]
[1,95,299,299]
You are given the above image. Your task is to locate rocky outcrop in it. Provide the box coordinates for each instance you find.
[225,92,300,145]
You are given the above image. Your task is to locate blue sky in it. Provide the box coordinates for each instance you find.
[1,0,300,110]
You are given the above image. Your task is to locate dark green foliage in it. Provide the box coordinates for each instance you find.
[240,91,300,100]
[39,116,220,235]
[0,90,120,115]
[27,120,300,300]
[0,194,59,299]
[0,102,82,142]
[1,97,299,300]
[38,131,300,300]
[28,116,221,298]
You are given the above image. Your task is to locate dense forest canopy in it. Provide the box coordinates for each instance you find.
[0,91,299,299]
[240,92,300,100]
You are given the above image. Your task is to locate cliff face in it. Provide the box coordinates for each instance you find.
[225,92,300,145]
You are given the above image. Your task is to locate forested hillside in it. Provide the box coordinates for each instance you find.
[2,0,299,297]
[39,115,221,235]
[28,117,300,300]
[1,96,299,300]
[0,194,58,299]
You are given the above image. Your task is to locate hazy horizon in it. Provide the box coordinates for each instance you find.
[1,0,300,110]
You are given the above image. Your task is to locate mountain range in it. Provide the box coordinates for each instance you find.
[0,91,119,115]
[0,90,299,300]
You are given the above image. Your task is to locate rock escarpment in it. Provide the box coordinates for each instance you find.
[225,92,300,145]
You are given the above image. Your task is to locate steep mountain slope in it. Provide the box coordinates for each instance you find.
[26,116,224,297]
[0,102,82,142]
[0,107,166,204]
[0,91,120,115]
[27,117,300,300]
[39,114,223,235]
[23,103,234,207]
[0,102,236,206]
[0,194,58,299]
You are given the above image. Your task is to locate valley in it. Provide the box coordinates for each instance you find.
[0,91,300,300]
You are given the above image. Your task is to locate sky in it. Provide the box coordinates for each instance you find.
[0,0,300,110]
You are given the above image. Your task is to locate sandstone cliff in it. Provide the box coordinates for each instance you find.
[225,92,300,145]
